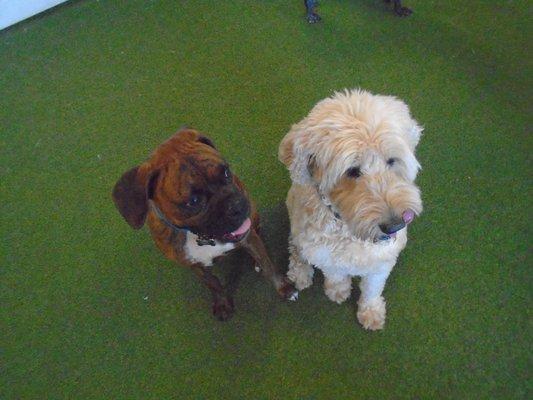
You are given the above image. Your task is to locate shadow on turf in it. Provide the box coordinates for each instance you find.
[213,202,307,296]
[109,202,331,325]
[165,202,365,324]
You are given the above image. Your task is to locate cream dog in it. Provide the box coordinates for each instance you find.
[278,89,423,330]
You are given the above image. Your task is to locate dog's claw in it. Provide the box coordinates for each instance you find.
[212,296,234,321]
[278,279,299,301]
[288,291,299,301]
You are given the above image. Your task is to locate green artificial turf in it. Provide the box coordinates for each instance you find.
[1,0,531,398]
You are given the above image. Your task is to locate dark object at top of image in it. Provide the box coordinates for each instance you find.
[304,0,412,24]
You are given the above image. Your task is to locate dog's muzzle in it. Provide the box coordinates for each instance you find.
[378,209,415,241]
[221,217,252,243]
[203,188,252,243]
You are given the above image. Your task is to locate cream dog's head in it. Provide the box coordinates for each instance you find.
[279,89,423,242]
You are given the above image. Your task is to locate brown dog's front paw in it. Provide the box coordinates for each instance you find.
[212,296,234,321]
[277,278,299,301]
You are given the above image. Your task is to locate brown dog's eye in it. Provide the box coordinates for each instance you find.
[186,195,200,207]
[346,167,361,178]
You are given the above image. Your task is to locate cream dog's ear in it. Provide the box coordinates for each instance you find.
[278,129,295,167]
[400,118,423,181]
[405,119,423,151]
[278,123,314,185]
[386,94,423,152]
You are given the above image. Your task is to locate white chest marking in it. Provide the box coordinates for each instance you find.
[184,232,236,266]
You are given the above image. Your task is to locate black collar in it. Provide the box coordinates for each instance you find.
[148,200,216,246]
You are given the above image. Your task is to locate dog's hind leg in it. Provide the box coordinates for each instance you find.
[304,0,321,23]
[287,240,314,291]
[384,0,413,16]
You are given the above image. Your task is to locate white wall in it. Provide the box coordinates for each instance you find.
[0,0,69,30]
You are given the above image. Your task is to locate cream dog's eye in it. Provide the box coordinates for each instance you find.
[387,158,397,166]
[346,167,361,178]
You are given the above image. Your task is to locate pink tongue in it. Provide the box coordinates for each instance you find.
[230,218,251,236]
[403,210,415,224]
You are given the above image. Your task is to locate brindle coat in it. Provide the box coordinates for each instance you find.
[113,129,297,320]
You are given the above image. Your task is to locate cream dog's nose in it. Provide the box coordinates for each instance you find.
[379,217,406,236]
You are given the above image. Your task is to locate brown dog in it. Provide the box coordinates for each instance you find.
[112,128,298,320]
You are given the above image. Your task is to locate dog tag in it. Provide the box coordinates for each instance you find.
[196,237,216,246]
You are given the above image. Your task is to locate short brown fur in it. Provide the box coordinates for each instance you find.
[113,128,296,320]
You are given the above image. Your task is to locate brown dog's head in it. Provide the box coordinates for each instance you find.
[112,128,251,242]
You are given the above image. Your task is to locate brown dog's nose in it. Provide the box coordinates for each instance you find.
[379,217,406,235]
[227,195,249,219]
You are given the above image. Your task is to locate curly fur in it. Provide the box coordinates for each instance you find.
[279,89,423,330]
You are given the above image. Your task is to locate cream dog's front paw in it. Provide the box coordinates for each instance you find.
[287,257,314,291]
[287,266,312,290]
[357,297,386,330]
[324,277,352,304]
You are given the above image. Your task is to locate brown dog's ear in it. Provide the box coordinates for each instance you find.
[197,135,216,149]
[112,166,158,229]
